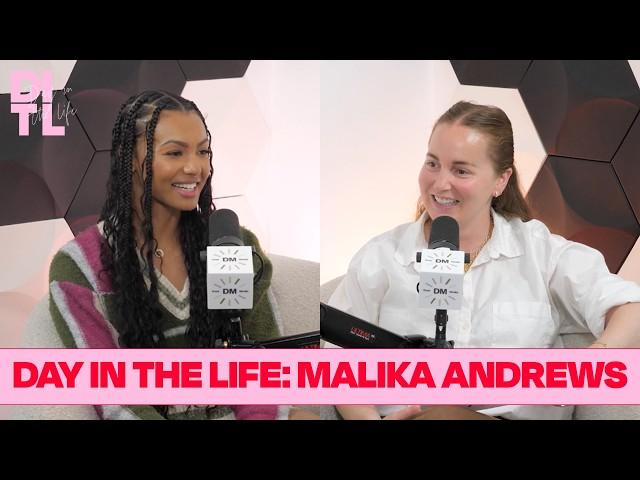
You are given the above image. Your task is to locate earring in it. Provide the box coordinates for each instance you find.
[196,203,202,214]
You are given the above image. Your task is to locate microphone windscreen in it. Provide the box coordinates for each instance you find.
[209,209,242,246]
[428,215,459,250]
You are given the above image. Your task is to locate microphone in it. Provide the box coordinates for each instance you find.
[416,215,465,348]
[416,215,465,310]
[203,209,255,343]
[205,209,254,311]
[320,303,440,348]
[202,209,320,349]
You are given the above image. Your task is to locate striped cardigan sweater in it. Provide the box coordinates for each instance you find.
[48,222,286,420]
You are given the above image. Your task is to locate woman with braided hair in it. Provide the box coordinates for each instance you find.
[47,90,290,420]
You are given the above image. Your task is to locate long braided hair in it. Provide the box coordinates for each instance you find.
[99,90,234,349]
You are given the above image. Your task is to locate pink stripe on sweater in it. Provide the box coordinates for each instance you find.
[59,281,118,349]
[232,405,279,420]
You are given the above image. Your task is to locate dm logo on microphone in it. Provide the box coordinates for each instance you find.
[207,245,254,309]
[419,276,461,308]
[9,70,77,136]
[210,276,252,307]
[209,247,251,271]
[421,249,463,272]
[417,248,465,310]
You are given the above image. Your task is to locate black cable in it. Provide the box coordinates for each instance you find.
[252,250,264,285]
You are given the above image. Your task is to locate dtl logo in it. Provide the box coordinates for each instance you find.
[10,70,65,136]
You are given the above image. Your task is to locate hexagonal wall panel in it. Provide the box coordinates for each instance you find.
[617,58,640,285]
[0,91,94,227]
[611,114,640,225]
[178,61,250,81]
[65,60,187,150]
[526,155,639,273]
[451,60,531,89]
[519,60,640,162]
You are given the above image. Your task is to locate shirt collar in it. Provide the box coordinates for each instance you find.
[476,209,523,266]
[393,208,524,268]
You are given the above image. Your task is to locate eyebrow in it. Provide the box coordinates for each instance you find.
[426,153,474,167]
[160,139,209,147]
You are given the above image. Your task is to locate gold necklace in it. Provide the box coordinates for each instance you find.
[464,215,494,273]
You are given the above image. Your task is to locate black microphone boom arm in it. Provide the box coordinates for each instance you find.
[320,303,453,349]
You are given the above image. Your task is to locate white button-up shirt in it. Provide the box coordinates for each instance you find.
[328,209,640,419]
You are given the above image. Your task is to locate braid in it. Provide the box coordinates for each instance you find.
[100,90,226,350]
[139,103,170,346]
[101,91,168,347]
